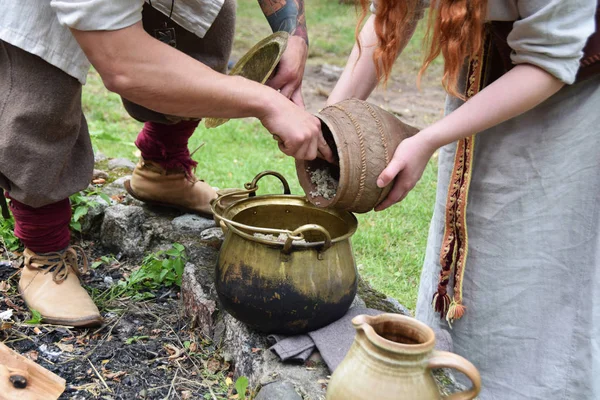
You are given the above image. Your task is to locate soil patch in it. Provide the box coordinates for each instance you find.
[0,243,232,400]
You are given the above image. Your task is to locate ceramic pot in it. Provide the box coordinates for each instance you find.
[211,171,358,334]
[296,99,419,213]
[326,314,481,400]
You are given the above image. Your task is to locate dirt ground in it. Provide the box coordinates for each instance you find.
[301,63,446,129]
[0,242,232,400]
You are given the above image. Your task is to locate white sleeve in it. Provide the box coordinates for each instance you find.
[50,0,144,31]
[509,0,597,84]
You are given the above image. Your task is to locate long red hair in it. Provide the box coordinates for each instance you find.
[357,0,488,98]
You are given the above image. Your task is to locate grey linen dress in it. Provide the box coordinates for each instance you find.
[414,1,600,399]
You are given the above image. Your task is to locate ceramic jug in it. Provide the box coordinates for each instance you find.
[326,314,481,400]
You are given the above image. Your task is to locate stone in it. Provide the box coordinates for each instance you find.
[181,262,217,337]
[199,227,225,248]
[79,195,111,238]
[357,277,411,316]
[108,158,136,171]
[255,381,302,400]
[93,169,109,180]
[101,205,146,257]
[94,151,107,163]
[102,176,132,198]
[171,214,216,234]
[219,313,329,400]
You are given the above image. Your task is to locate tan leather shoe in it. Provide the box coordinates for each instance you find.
[19,247,103,328]
[124,158,216,216]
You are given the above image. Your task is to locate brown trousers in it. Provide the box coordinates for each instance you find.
[0,0,235,208]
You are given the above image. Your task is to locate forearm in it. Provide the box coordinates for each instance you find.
[420,64,564,149]
[258,0,308,44]
[327,16,379,104]
[72,22,281,120]
[328,15,418,105]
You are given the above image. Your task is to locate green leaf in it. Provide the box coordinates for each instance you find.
[91,261,103,269]
[70,221,82,232]
[235,376,249,400]
[159,269,169,282]
[73,206,88,222]
[99,193,112,204]
[25,309,43,325]
[173,243,185,252]
[165,249,180,257]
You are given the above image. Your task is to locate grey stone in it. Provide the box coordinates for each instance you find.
[181,262,217,337]
[101,205,146,257]
[93,169,109,180]
[357,277,411,316]
[255,381,302,400]
[350,294,366,309]
[172,214,215,234]
[200,227,225,242]
[79,195,111,238]
[94,151,107,163]
[221,314,329,400]
[108,158,136,171]
[102,175,132,197]
[385,296,412,316]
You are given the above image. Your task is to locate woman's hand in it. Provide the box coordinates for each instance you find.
[374,134,436,211]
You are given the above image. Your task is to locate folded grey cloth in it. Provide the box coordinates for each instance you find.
[269,307,453,373]
[267,334,315,362]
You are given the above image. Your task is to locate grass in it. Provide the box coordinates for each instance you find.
[18,0,440,312]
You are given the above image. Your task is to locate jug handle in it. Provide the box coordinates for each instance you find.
[427,350,481,400]
[282,224,332,256]
[246,170,291,197]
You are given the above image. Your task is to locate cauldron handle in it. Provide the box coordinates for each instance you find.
[282,224,332,256]
[246,171,291,197]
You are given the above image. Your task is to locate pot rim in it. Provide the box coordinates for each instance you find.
[352,314,435,354]
[222,194,358,248]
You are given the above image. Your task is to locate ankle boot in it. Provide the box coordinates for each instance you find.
[125,157,217,216]
[19,247,103,327]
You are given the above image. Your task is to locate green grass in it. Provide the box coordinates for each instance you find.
[6,0,439,312]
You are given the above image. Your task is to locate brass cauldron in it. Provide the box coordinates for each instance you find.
[211,171,358,334]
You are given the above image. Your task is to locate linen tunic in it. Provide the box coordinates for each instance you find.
[412,1,600,399]
[0,0,224,84]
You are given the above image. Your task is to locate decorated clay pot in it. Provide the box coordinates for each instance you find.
[296,99,419,213]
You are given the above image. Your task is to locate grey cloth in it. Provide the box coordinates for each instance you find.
[270,307,453,373]
[415,2,600,399]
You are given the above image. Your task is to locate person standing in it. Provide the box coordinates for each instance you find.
[328,0,600,398]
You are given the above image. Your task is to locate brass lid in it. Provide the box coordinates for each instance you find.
[204,31,289,129]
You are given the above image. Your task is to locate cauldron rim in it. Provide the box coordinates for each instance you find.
[221,194,358,249]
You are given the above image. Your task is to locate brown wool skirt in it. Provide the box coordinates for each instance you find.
[0,0,236,207]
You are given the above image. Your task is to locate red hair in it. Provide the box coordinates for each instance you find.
[357,0,488,98]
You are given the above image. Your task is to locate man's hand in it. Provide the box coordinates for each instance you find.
[259,97,334,163]
[258,0,309,107]
[266,35,307,107]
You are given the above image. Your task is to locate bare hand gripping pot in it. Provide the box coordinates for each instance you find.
[296,99,420,213]
[326,314,481,400]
